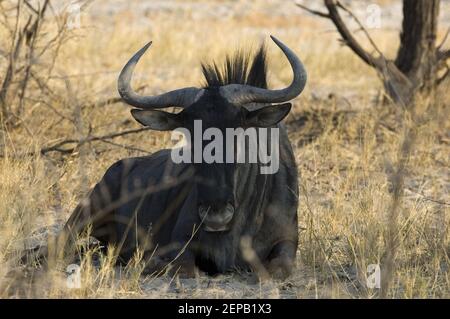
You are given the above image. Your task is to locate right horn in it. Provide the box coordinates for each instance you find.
[219,35,307,105]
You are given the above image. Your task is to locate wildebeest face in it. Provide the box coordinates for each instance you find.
[183,93,239,232]
[131,91,291,232]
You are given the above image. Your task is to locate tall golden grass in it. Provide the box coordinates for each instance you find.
[0,0,449,298]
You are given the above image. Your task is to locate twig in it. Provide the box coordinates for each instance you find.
[405,188,450,207]
[297,0,415,105]
[437,49,450,62]
[39,127,153,155]
[0,1,29,123]
[437,64,449,85]
[437,27,450,50]
[23,0,39,14]
[81,85,148,110]
[336,1,384,58]
[18,0,50,117]
[0,126,154,158]
[297,0,381,69]
[98,139,152,155]
[295,2,330,18]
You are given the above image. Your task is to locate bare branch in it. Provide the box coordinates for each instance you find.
[23,0,39,14]
[297,0,384,69]
[335,1,384,58]
[81,85,148,110]
[39,127,153,155]
[405,187,450,206]
[437,27,450,50]
[297,0,414,105]
[17,0,50,117]
[98,139,152,155]
[295,3,330,18]
[437,49,450,62]
[0,0,55,125]
[437,64,449,85]
[0,125,155,158]
[322,0,382,69]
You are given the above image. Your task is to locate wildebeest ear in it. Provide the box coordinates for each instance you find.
[243,103,292,128]
[131,109,183,131]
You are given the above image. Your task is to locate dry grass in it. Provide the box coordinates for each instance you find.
[0,0,449,298]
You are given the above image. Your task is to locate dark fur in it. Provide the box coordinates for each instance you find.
[48,44,299,279]
[202,45,268,89]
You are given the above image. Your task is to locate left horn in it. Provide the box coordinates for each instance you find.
[118,41,203,109]
[219,35,307,105]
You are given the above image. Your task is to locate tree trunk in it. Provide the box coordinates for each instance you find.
[395,0,440,98]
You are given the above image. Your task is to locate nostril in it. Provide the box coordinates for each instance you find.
[198,205,210,220]
[223,206,234,224]
[208,207,234,224]
[223,213,233,224]
[200,203,235,232]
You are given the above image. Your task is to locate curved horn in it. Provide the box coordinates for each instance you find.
[118,41,203,109]
[219,35,307,105]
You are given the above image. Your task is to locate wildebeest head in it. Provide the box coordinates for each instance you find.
[117,36,306,233]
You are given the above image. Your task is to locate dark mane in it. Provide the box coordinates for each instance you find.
[201,44,268,89]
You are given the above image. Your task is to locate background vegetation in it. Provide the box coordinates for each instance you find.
[0,0,448,298]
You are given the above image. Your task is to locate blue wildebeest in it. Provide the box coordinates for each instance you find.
[51,36,306,279]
